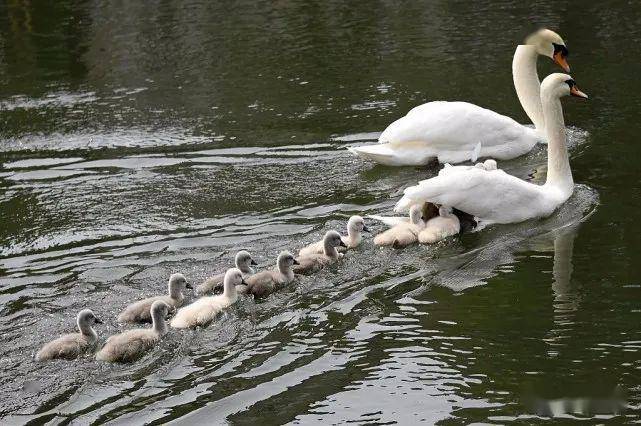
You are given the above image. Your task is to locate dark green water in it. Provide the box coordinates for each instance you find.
[1,0,640,424]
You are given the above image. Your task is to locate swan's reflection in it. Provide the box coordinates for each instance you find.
[535,223,581,347]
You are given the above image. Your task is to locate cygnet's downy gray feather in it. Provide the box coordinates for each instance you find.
[294,230,346,275]
[96,301,171,363]
[117,273,191,323]
[197,251,256,295]
[298,216,369,257]
[35,309,102,361]
[244,251,298,298]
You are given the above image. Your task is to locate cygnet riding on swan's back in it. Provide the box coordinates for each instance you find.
[418,206,461,244]
[298,216,369,257]
[293,230,346,274]
[117,273,191,323]
[373,204,426,248]
[243,251,299,298]
[395,73,587,225]
[348,29,570,166]
[96,301,170,363]
[439,159,498,177]
[171,268,245,329]
[35,309,102,361]
[196,250,257,295]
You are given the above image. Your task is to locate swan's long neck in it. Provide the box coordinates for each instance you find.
[151,308,168,336]
[513,45,545,133]
[78,319,97,341]
[542,92,573,195]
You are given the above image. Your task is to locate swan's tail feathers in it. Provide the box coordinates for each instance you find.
[348,144,400,166]
[367,215,406,227]
[394,194,418,213]
[348,143,434,166]
[471,142,482,162]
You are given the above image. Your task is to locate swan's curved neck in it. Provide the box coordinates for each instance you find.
[78,320,97,340]
[151,309,168,336]
[542,92,573,195]
[513,45,544,133]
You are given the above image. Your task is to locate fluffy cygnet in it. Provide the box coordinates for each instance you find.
[117,273,191,323]
[196,251,257,295]
[373,204,425,248]
[298,216,369,257]
[243,251,298,298]
[439,158,498,176]
[418,206,461,244]
[96,301,170,363]
[293,230,346,275]
[171,268,244,329]
[368,203,427,228]
[35,309,102,361]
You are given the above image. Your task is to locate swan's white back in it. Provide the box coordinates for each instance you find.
[395,73,582,225]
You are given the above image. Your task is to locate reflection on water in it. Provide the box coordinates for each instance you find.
[2,0,641,423]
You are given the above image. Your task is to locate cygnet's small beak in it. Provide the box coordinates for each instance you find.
[293,259,300,265]
[570,85,588,99]
[250,259,258,266]
[241,279,248,286]
[339,240,347,248]
[553,51,570,72]
[94,317,103,324]
[185,282,193,290]
[362,225,370,233]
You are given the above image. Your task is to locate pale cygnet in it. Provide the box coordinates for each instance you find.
[96,301,170,363]
[369,203,425,228]
[373,204,425,248]
[244,251,299,298]
[35,309,102,361]
[117,273,192,323]
[293,230,346,275]
[196,251,257,295]
[483,159,498,170]
[439,158,498,176]
[418,206,461,244]
[298,216,369,257]
[171,268,244,329]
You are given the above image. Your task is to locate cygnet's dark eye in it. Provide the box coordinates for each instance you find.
[565,79,576,89]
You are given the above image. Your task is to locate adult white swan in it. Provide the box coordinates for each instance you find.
[394,73,587,225]
[348,29,570,166]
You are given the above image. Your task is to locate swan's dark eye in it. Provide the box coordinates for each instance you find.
[565,79,576,88]
[553,43,569,57]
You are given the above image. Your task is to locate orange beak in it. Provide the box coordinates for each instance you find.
[553,51,570,72]
[570,85,588,99]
